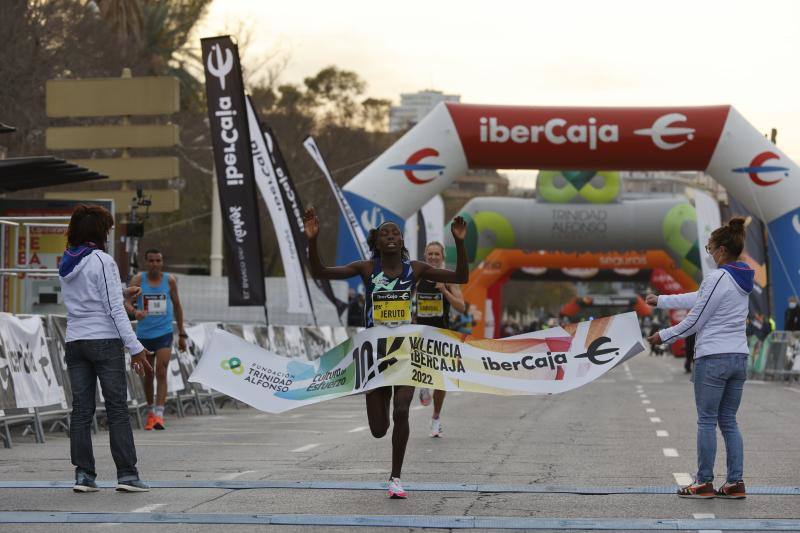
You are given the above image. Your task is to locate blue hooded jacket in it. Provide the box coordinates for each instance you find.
[720,261,754,294]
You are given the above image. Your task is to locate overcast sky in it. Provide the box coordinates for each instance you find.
[195,0,800,186]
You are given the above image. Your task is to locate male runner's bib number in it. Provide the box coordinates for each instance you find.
[143,294,167,316]
[372,290,412,326]
[416,292,444,318]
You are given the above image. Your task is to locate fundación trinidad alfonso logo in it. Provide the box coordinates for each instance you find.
[389,148,445,184]
[221,357,244,375]
[732,151,789,187]
[633,113,695,150]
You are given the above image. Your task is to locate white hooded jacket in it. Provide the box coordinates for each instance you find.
[656,262,754,359]
[59,249,144,355]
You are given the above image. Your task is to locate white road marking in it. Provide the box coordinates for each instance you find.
[639,394,648,399]
[649,417,662,423]
[291,443,320,453]
[784,387,800,394]
[646,408,655,413]
[132,503,166,513]
[289,414,304,418]
[673,472,693,485]
[623,363,630,371]
[217,470,256,480]
[656,430,669,437]
[642,400,651,404]
[694,512,721,533]
[663,448,679,457]
[411,406,426,411]
[348,426,368,433]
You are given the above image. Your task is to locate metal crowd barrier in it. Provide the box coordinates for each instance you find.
[0,314,359,448]
[750,330,800,382]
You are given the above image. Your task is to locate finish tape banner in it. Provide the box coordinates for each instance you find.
[189,312,644,413]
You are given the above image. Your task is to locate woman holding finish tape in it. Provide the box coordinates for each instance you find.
[646,217,753,499]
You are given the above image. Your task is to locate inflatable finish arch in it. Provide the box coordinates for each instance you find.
[340,104,800,327]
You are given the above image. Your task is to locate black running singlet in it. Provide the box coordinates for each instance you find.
[364,258,414,328]
[415,278,450,329]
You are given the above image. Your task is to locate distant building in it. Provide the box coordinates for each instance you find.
[389,90,460,132]
[441,170,509,220]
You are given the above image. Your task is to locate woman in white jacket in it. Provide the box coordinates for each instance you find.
[59,205,152,493]
[647,217,752,499]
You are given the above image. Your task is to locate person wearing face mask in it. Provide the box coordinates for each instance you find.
[646,217,753,500]
[785,296,800,332]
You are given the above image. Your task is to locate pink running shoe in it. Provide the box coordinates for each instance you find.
[388,477,407,499]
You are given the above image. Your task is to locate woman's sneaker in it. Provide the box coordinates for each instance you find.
[716,480,746,499]
[73,474,98,493]
[116,479,151,492]
[388,477,407,499]
[677,480,715,498]
[418,388,431,406]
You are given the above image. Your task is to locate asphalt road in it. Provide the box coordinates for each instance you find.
[1,349,798,532]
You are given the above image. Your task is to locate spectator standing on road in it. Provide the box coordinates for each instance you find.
[785,296,800,331]
[59,205,152,493]
[647,217,752,499]
[125,249,186,431]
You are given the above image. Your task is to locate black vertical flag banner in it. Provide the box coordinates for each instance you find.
[201,36,266,306]
[262,126,348,316]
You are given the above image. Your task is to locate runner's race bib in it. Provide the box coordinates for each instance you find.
[372,290,412,326]
[416,292,444,318]
[143,294,168,316]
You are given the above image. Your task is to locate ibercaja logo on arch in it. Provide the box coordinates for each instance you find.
[389,148,445,185]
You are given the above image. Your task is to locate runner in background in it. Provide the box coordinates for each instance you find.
[415,241,465,438]
[303,207,468,499]
[124,249,186,430]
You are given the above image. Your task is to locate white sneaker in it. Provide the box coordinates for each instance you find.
[419,388,431,406]
[430,417,442,437]
[388,477,407,499]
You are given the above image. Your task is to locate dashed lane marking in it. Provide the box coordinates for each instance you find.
[656,430,669,437]
[646,408,655,413]
[673,473,693,486]
[642,400,651,404]
[217,470,256,480]
[663,448,679,457]
[649,417,662,423]
[347,426,368,433]
[291,443,320,453]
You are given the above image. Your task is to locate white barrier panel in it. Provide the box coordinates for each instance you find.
[0,314,65,409]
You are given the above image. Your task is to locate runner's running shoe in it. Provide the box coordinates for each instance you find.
[715,480,746,499]
[677,480,714,498]
[144,412,157,431]
[153,416,165,430]
[430,418,442,438]
[419,388,431,406]
[388,477,407,499]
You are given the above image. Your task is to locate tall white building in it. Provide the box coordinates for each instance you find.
[389,90,460,132]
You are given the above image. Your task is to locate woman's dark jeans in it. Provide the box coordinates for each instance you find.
[65,339,139,482]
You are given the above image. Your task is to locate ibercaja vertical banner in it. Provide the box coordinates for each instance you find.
[201,35,266,306]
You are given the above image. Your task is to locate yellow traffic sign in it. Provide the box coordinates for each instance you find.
[46,77,179,117]
[46,124,179,150]
[70,157,178,182]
